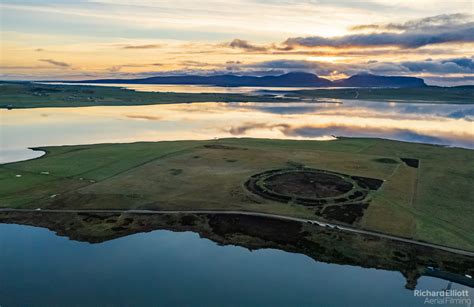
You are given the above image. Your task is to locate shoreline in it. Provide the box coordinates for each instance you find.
[1,208,474,256]
[1,81,473,109]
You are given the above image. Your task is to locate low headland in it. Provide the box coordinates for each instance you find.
[1,80,473,109]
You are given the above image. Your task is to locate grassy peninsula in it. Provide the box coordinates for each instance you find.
[1,137,473,251]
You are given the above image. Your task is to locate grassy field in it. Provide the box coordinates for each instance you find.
[0,81,294,108]
[0,137,473,251]
[0,81,472,109]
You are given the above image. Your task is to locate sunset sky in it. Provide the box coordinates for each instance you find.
[1,0,473,85]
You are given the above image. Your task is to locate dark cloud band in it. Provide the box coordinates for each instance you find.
[39,59,71,68]
[284,24,474,48]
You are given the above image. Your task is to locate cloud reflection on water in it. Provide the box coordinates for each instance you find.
[223,121,472,148]
[1,100,472,163]
[229,100,474,121]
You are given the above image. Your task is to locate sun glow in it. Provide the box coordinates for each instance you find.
[0,1,472,84]
[306,56,347,63]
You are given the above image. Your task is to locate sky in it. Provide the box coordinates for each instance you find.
[0,0,473,85]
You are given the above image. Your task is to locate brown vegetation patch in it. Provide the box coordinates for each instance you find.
[401,157,419,168]
[321,203,369,224]
[374,158,399,164]
[351,176,384,190]
[245,168,379,207]
[208,214,302,245]
[264,171,353,199]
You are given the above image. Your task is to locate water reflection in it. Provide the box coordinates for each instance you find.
[4,220,471,307]
[45,82,319,94]
[239,100,474,120]
[1,211,473,293]
[1,100,473,163]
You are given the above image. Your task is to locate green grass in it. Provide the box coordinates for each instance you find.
[0,137,473,251]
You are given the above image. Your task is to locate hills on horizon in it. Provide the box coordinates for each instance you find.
[66,72,427,88]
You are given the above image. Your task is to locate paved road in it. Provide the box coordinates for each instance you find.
[1,208,473,257]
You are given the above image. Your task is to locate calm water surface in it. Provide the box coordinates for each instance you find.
[0,223,471,307]
[1,99,473,163]
[43,82,321,93]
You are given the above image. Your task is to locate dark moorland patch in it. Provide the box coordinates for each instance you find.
[180,214,198,226]
[208,214,303,245]
[169,168,183,175]
[374,158,399,164]
[321,203,369,224]
[263,171,353,198]
[400,157,419,168]
[351,176,384,190]
[245,168,380,208]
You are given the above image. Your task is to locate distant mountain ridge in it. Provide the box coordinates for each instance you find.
[333,74,427,88]
[69,72,427,88]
